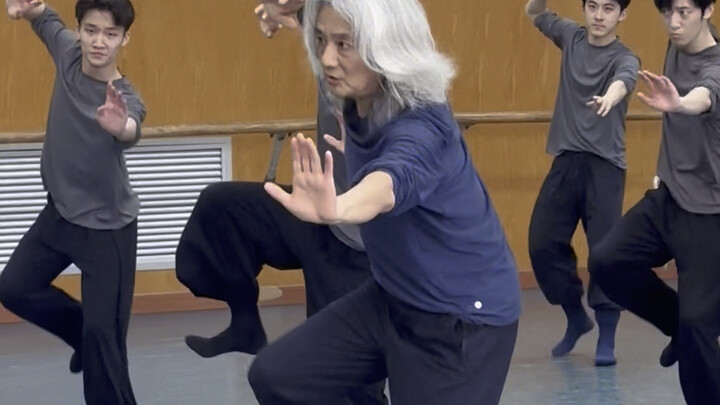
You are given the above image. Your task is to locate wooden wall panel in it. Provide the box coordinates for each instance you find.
[3,1,710,130]
[424,0,674,112]
[1,0,709,298]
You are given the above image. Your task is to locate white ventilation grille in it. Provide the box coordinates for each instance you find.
[0,137,231,273]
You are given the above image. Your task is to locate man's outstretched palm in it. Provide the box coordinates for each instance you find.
[637,70,682,113]
[97,82,129,137]
[265,134,339,224]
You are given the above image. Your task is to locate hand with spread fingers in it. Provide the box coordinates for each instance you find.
[586,95,614,117]
[97,82,130,137]
[253,0,305,38]
[264,133,338,224]
[636,70,682,113]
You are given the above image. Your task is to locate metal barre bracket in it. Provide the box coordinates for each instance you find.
[264,132,291,183]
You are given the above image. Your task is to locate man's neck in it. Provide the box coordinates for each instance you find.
[587,31,618,47]
[356,98,373,118]
[681,25,717,54]
[82,60,122,82]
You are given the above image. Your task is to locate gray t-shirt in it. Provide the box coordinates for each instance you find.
[32,8,146,230]
[316,91,365,251]
[657,41,720,214]
[535,11,639,169]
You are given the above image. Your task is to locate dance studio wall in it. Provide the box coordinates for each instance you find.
[1,0,707,305]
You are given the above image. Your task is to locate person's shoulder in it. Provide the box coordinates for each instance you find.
[58,37,82,63]
[701,57,720,76]
[536,10,578,28]
[611,38,636,54]
[114,76,137,90]
[385,104,458,144]
[564,26,589,49]
[705,43,720,61]
[114,77,143,98]
[690,45,720,76]
[389,103,450,126]
[53,43,83,79]
[611,40,640,64]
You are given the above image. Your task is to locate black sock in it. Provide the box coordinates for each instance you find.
[186,304,267,358]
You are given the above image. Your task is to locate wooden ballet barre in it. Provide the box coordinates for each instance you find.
[0,119,317,144]
[454,110,661,129]
[0,110,663,182]
[0,110,661,145]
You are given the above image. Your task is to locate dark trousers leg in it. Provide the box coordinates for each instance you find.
[300,229,371,317]
[0,204,79,350]
[249,280,387,405]
[176,182,302,303]
[75,221,138,405]
[591,185,720,404]
[384,294,518,405]
[249,280,518,405]
[177,181,373,311]
[529,154,583,306]
[589,187,676,335]
[299,222,387,405]
[581,154,624,310]
[666,202,720,404]
[0,202,137,405]
[175,182,307,342]
[176,182,384,404]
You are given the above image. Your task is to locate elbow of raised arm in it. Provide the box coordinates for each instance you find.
[381,175,396,214]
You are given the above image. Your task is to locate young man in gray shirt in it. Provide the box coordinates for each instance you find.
[590,0,720,403]
[0,1,145,404]
[525,0,639,367]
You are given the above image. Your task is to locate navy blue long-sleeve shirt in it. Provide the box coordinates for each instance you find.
[342,102,521,326]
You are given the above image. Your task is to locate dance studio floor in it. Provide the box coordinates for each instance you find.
[0,288,684,405]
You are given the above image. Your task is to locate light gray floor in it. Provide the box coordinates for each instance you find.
[0,289,684,404]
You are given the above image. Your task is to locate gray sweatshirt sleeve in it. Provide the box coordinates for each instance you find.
[30,7,77,67]
[534,11,579,49]
[699,65,720,121]
[117,85,147,149]
[611,53,640,93]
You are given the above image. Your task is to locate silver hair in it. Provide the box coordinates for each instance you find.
[303,0,456,127]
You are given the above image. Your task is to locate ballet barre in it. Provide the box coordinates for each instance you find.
[0,110,662,182]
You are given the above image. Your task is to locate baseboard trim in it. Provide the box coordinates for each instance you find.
[0,266,677,324]
[0,285,307,324]
[519,264,679,287]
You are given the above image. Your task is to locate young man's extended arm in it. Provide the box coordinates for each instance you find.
[525,0,548,21]
[6,1,78,66]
